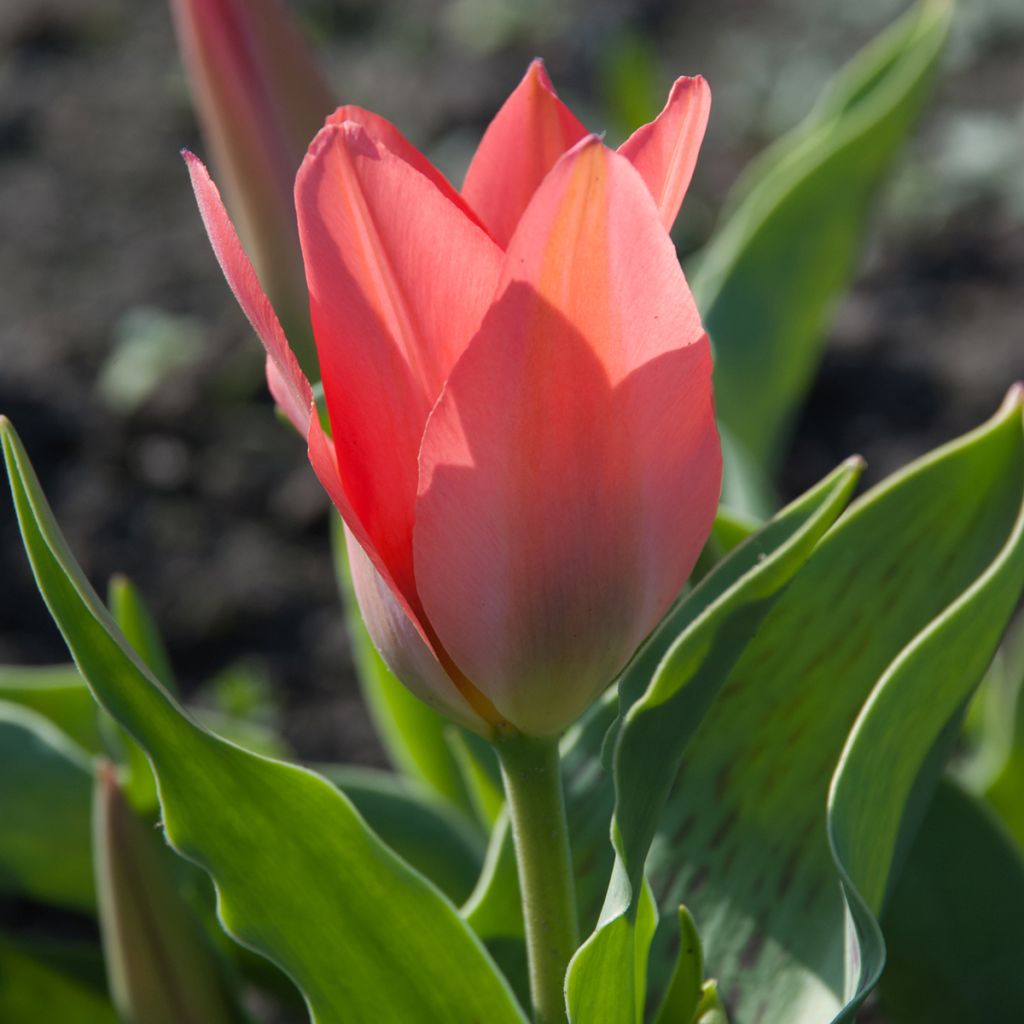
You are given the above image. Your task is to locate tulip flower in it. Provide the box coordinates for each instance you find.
[185,60,721,739]
[169,0,334,367]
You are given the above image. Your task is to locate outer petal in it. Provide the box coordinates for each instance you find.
[618,75,711,231]
[415,138,722,736]
[294,122,503,606]
[184,150,312,435]
[461,58,588,248]
[187,150,392,607]
[344,528,490,735]
[325,106,489,233]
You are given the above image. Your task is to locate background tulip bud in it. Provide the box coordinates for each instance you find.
[93,761,239,1024]
[168,0,334,372]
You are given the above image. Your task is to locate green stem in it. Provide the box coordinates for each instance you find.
[495,733,579,1024]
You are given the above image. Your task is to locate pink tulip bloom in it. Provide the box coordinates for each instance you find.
[186,61,721,737]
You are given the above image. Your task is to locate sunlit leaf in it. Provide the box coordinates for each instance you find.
[1,417,526,1024]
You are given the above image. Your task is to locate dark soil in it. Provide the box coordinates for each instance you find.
[1,0,1022,770]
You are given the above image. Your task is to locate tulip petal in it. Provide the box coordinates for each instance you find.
[415,138,722,735]
[295,122,503,605]
[184,150,312,435]
[461,59,588,248]
[344,528,488,734]
[618,76,711,231]
[325,106,489,233]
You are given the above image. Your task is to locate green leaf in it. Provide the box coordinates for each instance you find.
[648,389,1023,1022]
[448,728,505,829]
[1,417,526,1024]
[0,934,116,1024]
[693,0,952,513]
[555,388,1024,1023]
[107,574,177,690]
[827,389,1024,1018]
[105,575,174,814]
[0,701,94,911]
[0,662,103,753]
[877,778,1024,1023]
[317,764,484,905]
[652,907,705,1024]
[330,513,474,820]
[567,458,863,1023]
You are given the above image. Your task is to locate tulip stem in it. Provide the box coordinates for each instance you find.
[495,732,579,1024]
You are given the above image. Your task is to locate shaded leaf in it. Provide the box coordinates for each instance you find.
[318,764,484,905]
[0,701,94,911]
[0,662,102,754]
[0,934,115,1024]
[877,779,1024,1023]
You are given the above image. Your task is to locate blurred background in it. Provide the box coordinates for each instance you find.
[0,0,1022,765]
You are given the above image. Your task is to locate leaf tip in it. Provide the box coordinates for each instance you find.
[1003,381,1024,412]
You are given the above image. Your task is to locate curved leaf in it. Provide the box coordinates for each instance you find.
[639,388,1024,1023]
[318,764,484,905]
[0,701,94,911]
[828,386,1024,1018]
[693,0,952,512]
[0,663,102,754]
[1,417,526,1024]
[567,458,863,1022]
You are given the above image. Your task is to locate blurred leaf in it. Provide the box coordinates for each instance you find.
[0,662,102,753]
[0,934,115,1024]
[107,574,176,690]
[693,0,952,514]
[958,617,1024,851]
[105,575,176,815]
[461,811,530,1007]
[93,762,241,1024]
[1,417,526,1024]
[567,458,863,1023]
[194,707,290,759]
[652,907,705,1024]
[96,307,203,414]
[318,764,484,905]
[600,33,663,141]
[331,513,475,821]
[0,701,94,911]
[876,778,1024,1023]
[448,728,505,829]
